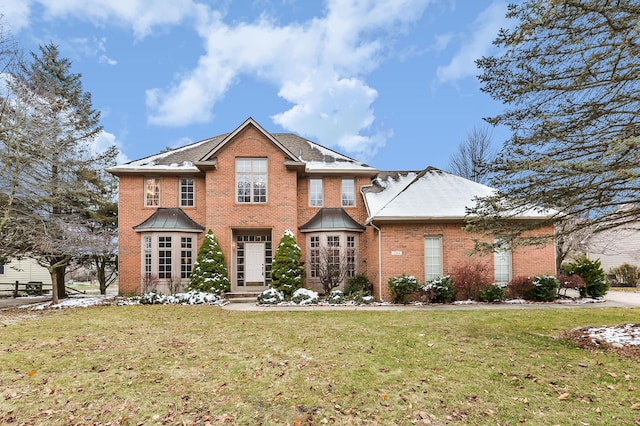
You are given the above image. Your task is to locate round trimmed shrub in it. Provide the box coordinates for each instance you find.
[531,275,559,302]
[422,275,455,303]
[388,275,420,304]
[479,284,506,302]
[257,288,284,305]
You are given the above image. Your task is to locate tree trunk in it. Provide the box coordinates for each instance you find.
[96,257,107,295]
[56,266,66,299]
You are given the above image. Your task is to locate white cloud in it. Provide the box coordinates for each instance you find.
[11,0,432,156]
[0,0,33,32]
[91,130,129,165]
[24,0,202,38]
[435,1,508,85]
[147,0,431,156]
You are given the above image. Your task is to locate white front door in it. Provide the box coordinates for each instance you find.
[245,242,265,285]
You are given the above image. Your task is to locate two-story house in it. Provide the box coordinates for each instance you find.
[107,117,555,300]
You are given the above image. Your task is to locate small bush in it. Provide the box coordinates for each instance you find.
[530,275,559,302]
[388,275,420,304]
[345,273,373,296]
[187,230,230,295]
[346,290,374,305]
[422,275,455,304]
[270,229,304,299]
[291,288,319,305]
[562,256,608,298]
[257,288,284,305]
[609,263,640,287]
[507,276,534,299]
[326,290,345,304]
[479,284,506,302]
[556,274,585,296]
[450,261,493,301]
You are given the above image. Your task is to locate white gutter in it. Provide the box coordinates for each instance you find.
[369,220,384,302]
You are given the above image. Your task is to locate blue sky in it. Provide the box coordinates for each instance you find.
[3,0,512,171]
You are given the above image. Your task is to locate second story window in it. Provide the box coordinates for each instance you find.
[180,178,195,207]
[237,158,267,203]
[309,178,323,206]
[341,178,355,206]
[145,178,160,207]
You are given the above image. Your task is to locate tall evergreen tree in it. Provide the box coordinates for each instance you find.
[270,229,304,299]
[0,43,114,303]
[187,230,230,295]
[466,1,640,249]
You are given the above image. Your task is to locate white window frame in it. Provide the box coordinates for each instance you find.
[494,239,512,283]
[307,232,359,282]
[144,177,160,207]
[424,236,443,281]
[236,158,268,204]
[341,178,356,207]
[141,233,198,283]
[180,178,195,207]
[309,178,323,207]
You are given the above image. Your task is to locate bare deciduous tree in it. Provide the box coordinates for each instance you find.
[448,125,495,185]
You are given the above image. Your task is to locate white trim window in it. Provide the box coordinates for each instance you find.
[494,239,512,283]
[424,236,443,281]
[141,233,198,283]
[145,178,160,207]
[180,178,195,207]
[236,158,267,203]
[307,232,358,282]
[341,178,356,207]
[309,178,323,207]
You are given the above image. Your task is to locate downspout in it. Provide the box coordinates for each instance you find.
[370,220,384,302]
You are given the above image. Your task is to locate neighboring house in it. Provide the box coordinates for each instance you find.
[583,225,640,272]
[107,117,555,300]
[0,257,52,285]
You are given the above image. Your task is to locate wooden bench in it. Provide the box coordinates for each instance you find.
[0,281,50,298]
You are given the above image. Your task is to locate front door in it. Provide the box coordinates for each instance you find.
[245,242,265,286]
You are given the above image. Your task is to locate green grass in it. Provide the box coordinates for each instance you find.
[1,306,639,425]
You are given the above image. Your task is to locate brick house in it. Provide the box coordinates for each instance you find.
[107,117,555,300]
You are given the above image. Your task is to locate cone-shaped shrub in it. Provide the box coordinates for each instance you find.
[270,229,304,299]
[187,230,230,295]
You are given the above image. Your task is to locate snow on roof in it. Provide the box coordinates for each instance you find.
[365,168,552,221]
[108,139,211,171]
[304,160,377,172]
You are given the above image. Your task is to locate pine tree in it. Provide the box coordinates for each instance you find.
[187,230,230,295]
[0,42,114,303]
[467,1,640,249]
[270,229,304,299]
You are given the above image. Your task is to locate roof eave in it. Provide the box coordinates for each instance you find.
[106,167,204,176]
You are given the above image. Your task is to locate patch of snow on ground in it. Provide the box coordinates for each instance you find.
[32,295,113,310]
[586,324,640,346]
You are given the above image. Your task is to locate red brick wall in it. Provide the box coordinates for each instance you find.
[117,174,207,294]
[370,222,556,301]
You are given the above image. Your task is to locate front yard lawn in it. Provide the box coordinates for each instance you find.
[1,306,639,425]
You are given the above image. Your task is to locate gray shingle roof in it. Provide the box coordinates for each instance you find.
[133,208,205,232]
[299,208,366,232]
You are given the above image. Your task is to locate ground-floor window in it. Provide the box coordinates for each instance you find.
[494,240,512,283]
[424,236,443,281]
[141,233,198,291]
[306,232,358,286]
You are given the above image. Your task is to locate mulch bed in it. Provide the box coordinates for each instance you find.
[564,324,640,359]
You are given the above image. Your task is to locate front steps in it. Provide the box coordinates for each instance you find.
[225,292,260,303]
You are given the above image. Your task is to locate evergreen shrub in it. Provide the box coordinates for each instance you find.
[187,230,230,295]
[479,284,506,302]
[388,275,420,304]
[531,275,559,302]
[270,229,304,299]
[422,275,455,303]
[562,256,608,298]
